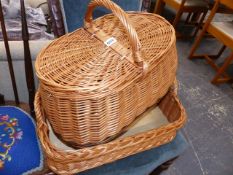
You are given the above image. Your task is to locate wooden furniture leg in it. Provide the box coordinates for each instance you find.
[149,157,178,175]
[213,45,227,59]
[189,1,220,59]
[185,12,193,24]
[189,45,226,59]
[172,9,183,28]
[171,0,186,37]
[154,0,165,14]
[191,12,201,23]
[211,53,233,84]
[192,10,207,37]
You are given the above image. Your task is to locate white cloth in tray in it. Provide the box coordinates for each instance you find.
[49,107,169,150]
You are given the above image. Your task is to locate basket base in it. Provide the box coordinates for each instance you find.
[52,127,128,149]
[48,84,177,148]
[47,101,162,149]
[49,98,165,149]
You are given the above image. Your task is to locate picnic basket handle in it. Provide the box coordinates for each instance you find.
[84,0,146,69]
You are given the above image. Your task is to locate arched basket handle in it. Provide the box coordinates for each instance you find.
[84,0,146,69]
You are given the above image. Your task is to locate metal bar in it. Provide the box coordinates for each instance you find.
[0,94,5,105]
[47,0,66,38]
[20,0,35,117]
[0,1,19,104]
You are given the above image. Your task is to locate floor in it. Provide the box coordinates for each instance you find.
[160,11,233,175]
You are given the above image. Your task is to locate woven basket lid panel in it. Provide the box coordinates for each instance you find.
[36,13,174,93]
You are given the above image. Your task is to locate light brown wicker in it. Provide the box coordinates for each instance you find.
[35,0,178,147]
[35,89,186,175]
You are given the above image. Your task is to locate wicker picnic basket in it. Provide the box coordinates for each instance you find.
[35,87,186,175]
[35,0,178,147]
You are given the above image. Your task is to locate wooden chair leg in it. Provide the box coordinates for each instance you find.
[189,24,207,59]
[172,9,183,29]
[192,11,207,38]
[204,55,230,78]
[190,12,201,23]
[211,53,233,84]
[189,1,220,59]
[149,157,178,175]
[154,0,165,15]
[214,45,226,59]
[185,12,192,24]
[189,45,226,60]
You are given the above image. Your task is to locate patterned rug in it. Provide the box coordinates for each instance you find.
[0,106,43,175]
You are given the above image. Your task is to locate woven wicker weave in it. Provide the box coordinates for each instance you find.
[35,88,186,175]
[35,0,177,147]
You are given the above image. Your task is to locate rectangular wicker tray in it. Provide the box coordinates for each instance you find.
[35,89,186,175]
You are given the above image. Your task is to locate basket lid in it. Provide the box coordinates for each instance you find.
[35,0,175,92]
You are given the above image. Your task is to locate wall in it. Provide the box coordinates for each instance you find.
[0,40,51,102]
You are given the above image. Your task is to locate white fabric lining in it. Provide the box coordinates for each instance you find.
[49,107,169,150]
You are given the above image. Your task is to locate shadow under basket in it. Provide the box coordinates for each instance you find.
[35,88,186,175]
